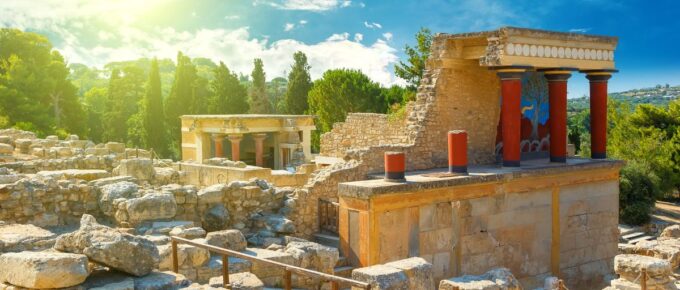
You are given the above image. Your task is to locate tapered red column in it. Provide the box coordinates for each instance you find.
[253,133,267,167]
[586,72,614,159]
[543,70,573,163]
[228,134,242,161]
[497,68,528,167]
[212,134,224,158]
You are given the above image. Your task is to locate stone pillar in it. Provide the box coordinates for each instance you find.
[384,151,405,182]
[212,134,224,158]
[253,133,267,167]
[497,67,529,167]
[448,130,468,174]
[543,69,574,163]
[301,129,312,162]
[228,134,242,161]
[585,70,616,159]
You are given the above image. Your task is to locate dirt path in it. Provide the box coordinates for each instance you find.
[652,201,680,224]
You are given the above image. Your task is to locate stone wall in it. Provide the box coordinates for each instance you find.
[320,113,409,158]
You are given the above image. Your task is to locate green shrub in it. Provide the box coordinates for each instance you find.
[619,162,659,225]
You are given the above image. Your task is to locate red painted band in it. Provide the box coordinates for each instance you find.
[448,131,468,167]
[384,152,405,173]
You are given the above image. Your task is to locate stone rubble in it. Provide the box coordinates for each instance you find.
[438,268,521,290]
[0,251,90,289]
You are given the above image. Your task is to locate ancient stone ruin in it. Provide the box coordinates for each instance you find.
[0,26,671,290]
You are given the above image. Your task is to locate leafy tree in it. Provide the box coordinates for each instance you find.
[209,62,249,114]
[142,59,167,156]
[248,58,271,114]
[308,69,385,148]
[0,28,84,136]
[165,52,198,157]
[83,87,107,143]
[284,51,312,114]
[394,27,433,90]
[619,162,658,225]
[102,65,145,143]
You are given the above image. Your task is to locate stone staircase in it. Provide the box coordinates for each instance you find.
[619,225,655,245]
[313,232,355,278]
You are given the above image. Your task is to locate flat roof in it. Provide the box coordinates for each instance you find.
[438,26,618,44]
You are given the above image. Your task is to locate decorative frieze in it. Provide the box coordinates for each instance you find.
[504,43,614,61]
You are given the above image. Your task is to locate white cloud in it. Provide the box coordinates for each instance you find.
[382,32,392,41]
[284,23,295,32]
[256,0,351,11]
[225,15,240,20]
[326,32,350,41]
[363,21,382,29]
[353,33,363,42]
[299,20,308,25]
[569,28,591,33]
[358,2,366,8]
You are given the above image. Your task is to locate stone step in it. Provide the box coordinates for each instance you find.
[336,256,348,268]
[622,231,645,241]
[314,232,339,249]
[628,235,654,245]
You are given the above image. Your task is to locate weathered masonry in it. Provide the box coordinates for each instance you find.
[180,115,315,169]
[325,27,622,290]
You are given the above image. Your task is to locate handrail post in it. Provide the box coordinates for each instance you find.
[171,240,179,273]
[331,281,339,290]
[222,254,230,289]
[284,269,292,290]
[641,268,647,290]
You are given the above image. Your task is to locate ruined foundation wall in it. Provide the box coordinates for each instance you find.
[319,113,409,158]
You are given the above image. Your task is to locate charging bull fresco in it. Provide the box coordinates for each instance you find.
[496,72,550,156]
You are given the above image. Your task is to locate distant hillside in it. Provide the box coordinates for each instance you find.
[568,84,679,113]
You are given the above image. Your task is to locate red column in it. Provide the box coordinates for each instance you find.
[384,151,405,182]
[544,71,572,163]
[497,69,526,167]
[253,133,267,167]
[212,135,224,158]
[448,130,468,173]
[228,135,242,161]
[586,73,612,159]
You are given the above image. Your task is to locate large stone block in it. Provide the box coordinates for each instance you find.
[284,241,339,274]
[116,158,155,181]
[0,251,89,289]
[98,181,138,216]
[439,268,521,290]
[205,229,247,251]
[125,193,177,223]
[54,214,160,276]
[615,254,671,280]
[352,264,409,290]
[209,272,264,290]
[384,257,434,290]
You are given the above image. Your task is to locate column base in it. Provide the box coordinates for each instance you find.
[591,152,607,159]
[385,171,405,181]
[503,160,521,167]
[448,165,468,174]
[550,156,567,163]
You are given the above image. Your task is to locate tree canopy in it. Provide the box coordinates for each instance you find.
[284,51,312,114]
[394,27,433,90]
[248,58,271,114]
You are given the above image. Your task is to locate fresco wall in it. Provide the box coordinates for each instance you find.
[496,72,551,157]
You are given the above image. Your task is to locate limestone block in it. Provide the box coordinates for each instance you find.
[52,146,73,157]
[143,235,171,245]
[86,147,112,156]
[0,223,58,252]
[615,254,671,279]
[209,272,264,290]
[116,158,155,181]
[0,143,13,155]
[89,278,135,290]
[124,193,177,223]
[284,241,339,274]
[633,240,680,269]
[54,214,160,276]
[205,229,247,251]
[203,204,229,231]
[264,214,295,234]
[0,251,89,289]
[352,264,409,290]
[132,271,191,290]
[439,268,521,290]
[169,227,207,239]
[98,181,138,216]
[105,142,125,153]
[661,225,680,239]
[0,136,11,144]
[14,139,31,154]
[384,257,434,290]
[244,248,296,280]
[197,184,227,205]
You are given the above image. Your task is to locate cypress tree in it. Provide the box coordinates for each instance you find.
[284,51,312,114]
[165,52,194,158]
[144,58,167,156]
[210,62,249,114]
[248,58,271,114]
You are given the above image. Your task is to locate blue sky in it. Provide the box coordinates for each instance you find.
[1,0,679,97]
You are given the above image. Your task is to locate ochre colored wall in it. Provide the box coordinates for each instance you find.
[339,166,620,290]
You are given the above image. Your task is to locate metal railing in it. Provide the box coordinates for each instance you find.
[319,198,339,234]
[170,236,371,290]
